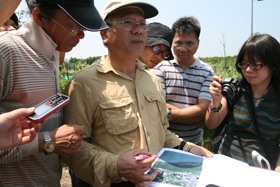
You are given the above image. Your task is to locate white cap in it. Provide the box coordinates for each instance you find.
[101,0,158,20]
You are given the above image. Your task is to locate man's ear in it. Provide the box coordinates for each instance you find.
[100,29,109,45]
[32,7,47,27]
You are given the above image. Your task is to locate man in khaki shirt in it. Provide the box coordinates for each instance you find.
[62,0,213,187]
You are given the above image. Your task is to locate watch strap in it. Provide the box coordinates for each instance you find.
[42,131,52,142]
[167,108,172,120]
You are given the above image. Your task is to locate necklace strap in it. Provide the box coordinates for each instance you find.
[253,96,262,100]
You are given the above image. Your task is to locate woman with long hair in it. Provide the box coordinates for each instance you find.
[206,33,280,171]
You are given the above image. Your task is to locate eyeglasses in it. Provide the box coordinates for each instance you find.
[174,41,198,50]
[49,16,83,37]
[237,62,265,70]
[108,20,150,31]
[152,45,170,59]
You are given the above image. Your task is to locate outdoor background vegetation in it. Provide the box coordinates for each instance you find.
[59,55,242,151]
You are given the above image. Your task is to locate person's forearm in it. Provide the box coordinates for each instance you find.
[166,103,180,110]
[275,154,280,171]
[0,0,21,26]
[168,100,210,123]
[171,106,206,123]
[205,99,227,129]
[205,103,220,129]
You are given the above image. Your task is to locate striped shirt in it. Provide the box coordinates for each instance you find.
[219,90,280,169]
[150,57,214,144]
[0,20,62,186]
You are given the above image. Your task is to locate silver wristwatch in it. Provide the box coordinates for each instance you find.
[167,108,172,121]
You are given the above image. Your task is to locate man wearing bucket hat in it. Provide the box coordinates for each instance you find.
[62,1,213,187]
[0,0,107,186]
[0,13,19,31]
[138,22,174,69]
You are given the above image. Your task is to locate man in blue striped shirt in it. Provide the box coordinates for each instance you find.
[151,16,214,145]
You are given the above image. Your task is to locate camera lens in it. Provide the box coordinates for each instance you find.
[221,85,234,98]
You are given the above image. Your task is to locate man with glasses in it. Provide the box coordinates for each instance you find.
[0,13,18,31]
[138,22,174,69]
[151,16,215,146]
[62,1,213,187]
[0,0,107,186]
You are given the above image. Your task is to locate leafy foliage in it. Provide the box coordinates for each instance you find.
[15,10,27,28]
[200,55,241,79]
[59,56,101,92]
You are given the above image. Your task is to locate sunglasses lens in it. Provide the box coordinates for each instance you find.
[153,46,160,53]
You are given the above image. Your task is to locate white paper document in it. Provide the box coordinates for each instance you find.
[144,148,280,187]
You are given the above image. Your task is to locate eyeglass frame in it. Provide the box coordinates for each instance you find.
[237,62,266,70]
[152,45,170,59]
[108,20,150,31]
[173,40,198,50]
[49,16,83,37]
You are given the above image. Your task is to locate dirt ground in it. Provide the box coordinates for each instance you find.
[60,167,72,187]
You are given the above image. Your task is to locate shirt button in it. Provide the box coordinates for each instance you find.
[141,105,144,110]
[147,131,150,136]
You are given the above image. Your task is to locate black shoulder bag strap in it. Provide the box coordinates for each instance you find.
[211,90,242,153]
[247,91,273,166]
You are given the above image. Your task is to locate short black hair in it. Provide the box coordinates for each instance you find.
[172,16,201,40]
[10,13,19,28]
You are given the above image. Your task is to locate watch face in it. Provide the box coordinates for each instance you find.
[45,141,55,152]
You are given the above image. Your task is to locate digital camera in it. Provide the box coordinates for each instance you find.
[219,78,240,98]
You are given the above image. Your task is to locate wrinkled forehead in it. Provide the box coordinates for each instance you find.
[110,6,145,19]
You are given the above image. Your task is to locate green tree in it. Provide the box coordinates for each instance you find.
[68,57,80,64]
[15,10,27,28]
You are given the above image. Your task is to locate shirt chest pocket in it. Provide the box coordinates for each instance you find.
[99,97,138,135]
[144,94,166,126]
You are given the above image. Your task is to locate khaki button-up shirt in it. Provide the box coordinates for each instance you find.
[62,55,192,186]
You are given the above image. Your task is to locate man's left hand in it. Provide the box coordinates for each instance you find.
[189,144,213,158]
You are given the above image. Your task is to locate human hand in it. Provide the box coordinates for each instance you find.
[0,107,41,150]
[49,124,85,155]
[118,149,159,187]
[189,144,213,158]
[210,75,223,104]
[195,118,205,129]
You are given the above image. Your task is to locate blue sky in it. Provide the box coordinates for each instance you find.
[17,0,280,60]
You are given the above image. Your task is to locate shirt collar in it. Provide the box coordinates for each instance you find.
[169,56,202,68]
[17,19,58,63]
[190,57,202,68]
[97,55,148,73]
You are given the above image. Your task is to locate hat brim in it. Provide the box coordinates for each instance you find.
[146,37,174,60]
[107,2,158,19]
[146,37,170,48]
[10,13,19,28]
[58,4,109,31]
